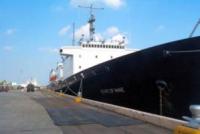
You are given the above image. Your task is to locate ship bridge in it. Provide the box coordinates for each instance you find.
[81,40,126,49]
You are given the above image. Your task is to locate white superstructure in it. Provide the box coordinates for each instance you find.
[50,4,138,81]
[60,40,136,79]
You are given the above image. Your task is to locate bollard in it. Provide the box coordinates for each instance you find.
[174,105,200,134]
[74,97,81,103]
[74,91,82,103]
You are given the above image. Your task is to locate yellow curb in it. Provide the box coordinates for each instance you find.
[74,97,82,103]
[174,125,200,134]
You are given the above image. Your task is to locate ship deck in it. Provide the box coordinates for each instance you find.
[0,89,172,134]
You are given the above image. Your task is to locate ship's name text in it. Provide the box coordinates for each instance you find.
[100,87,125,94]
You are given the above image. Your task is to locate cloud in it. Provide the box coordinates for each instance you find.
[58,25,71,36]
[38,47,58,53]
[105,26,120,36]
[70,0,93,6]
[74,24,127,43]
[3,46,13,52]
[103,0,125,9]
[75,23,90,39]
[5,28,16,35]
[94,33,103,41]
[112,34,125,42]
[105,26,128,43]
[155,25,165,32]
[70,0,125,9]
[74,23,104,41]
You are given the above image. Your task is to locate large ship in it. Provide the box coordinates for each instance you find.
[50,6,200,119]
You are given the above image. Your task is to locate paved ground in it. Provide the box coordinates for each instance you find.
[0,90,172,134]
[0,90,62,134]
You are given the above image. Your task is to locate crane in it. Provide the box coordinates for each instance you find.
[189,18,200,38]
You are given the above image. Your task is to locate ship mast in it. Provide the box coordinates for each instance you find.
[78,4,104,41]
[72,22,75,45]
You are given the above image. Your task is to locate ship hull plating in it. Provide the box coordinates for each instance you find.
[58,36,200,119]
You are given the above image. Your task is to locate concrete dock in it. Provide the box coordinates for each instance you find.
[0,90,172,134]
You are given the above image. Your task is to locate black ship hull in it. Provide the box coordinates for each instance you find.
[58,36,200,119]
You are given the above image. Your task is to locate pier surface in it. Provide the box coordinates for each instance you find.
[0,90,172,134]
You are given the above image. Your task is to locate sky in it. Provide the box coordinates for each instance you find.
[0,0,200,85]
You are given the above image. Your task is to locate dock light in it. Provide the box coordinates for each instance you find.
[174,105,200,134]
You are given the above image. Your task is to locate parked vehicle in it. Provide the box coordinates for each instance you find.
[27,83,35,92]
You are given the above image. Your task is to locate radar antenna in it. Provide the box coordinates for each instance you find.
[78,4,104,41]
[189,18,200,38]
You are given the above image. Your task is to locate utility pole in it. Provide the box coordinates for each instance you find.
[189,18,200,38]
[78,4,104,41]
